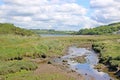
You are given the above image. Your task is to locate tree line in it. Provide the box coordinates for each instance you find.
[76,22,120,35]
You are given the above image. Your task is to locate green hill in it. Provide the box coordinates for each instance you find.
[0,23,35,36]
[76,22,120,35]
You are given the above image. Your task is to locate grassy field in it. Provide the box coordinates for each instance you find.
[0,34,120,80]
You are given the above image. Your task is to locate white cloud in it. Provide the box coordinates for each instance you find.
[0,0,100,31]
[90,0,116,8]
[13,16,32,22]
[1,0,120,30]
[90,0,120,24]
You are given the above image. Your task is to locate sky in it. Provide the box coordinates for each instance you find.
[0,0,120,31]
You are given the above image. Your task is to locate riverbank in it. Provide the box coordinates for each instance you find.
[92,41,120,79]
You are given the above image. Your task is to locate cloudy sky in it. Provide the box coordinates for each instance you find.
[0,0,120,31]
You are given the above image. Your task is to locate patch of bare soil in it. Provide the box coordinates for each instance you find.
[31,57,85,80]
[30,56,95,80]
[33,63,85,80]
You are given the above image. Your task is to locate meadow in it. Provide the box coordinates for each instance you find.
[0,34,120,80]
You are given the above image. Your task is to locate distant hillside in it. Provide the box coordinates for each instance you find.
[0,23,35,36]
[76,22,120,35]
[31,29,75,35]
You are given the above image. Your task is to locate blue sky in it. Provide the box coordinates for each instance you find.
[0,0,120,31]
[77,0,90,8]
[0,0,3,5]
[77,0,91,16]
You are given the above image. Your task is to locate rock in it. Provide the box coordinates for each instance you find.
[62,60,68,62]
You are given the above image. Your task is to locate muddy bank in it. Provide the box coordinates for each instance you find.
[33,61,85,80]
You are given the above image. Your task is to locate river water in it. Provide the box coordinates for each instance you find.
[40,34,71,37]
[53,46,113,80]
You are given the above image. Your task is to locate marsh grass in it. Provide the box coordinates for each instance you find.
[0,34,120,80]
[92,38,120,78]
[0,60,37,75]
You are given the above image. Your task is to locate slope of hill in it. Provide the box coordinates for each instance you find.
[76,22,120,35]
[0,23,35,36]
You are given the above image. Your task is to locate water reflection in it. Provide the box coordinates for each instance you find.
[62,46,113,80]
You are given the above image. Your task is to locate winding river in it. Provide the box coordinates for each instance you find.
[53,46,113,80]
